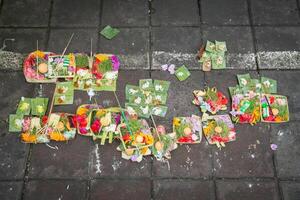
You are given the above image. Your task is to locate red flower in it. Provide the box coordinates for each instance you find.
[42,116,48,125]
[264,115,275,121]
[178,136,193,143]
[122,133,131,142]
[76,115,88,127]
[269,96,275,104]
[91,119,101,133]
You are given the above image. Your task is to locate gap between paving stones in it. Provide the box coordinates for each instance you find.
[2,50,300,71]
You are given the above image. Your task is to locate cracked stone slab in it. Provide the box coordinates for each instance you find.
[28,136,92,179]
[48,28,98,53]
[99,28,149,69]
[216,180,280,200]
[202,0,249,25]
[270,122,300,178]
[89,141,151,178]
[257,51,300,69]
[0,0,51,27]
[250,0,300,25]
[151,0,200,26]
[101,0,149,26]
[0,181,23,200]
[213,124,274,178]
[151,120,212,178]
[23,180,87,200]
[0,51,25,71]
[0,28,48,53]
[280,181,300,200]
[0,131,29,180]
[153,180,215,200]
[0,72,36,121]
[90,179,151,200]
[152,51,256,70]
[51,0,100,27]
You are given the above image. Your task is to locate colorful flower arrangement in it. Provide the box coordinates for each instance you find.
[21,116,50,143]
[72,54,120,91]
[23,51,56,83]
[75,105,122,144]
[47,113,77,141]
[89,107,121,144]
[75,104,100,136]
[47,54,76,78]
[261,95,289,123]
[152,125,178,161]
[231,93,261,125]
[117,113,154,162]
[173,115,202,144]
[203,115,236,148]
[193,87,228,114]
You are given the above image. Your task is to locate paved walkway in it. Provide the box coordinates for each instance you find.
[0,0,300,200]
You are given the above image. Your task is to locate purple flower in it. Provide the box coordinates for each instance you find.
[115,114,121,125]
[111,55,120,71]
[270,144,278,151]
[131,155,138,162]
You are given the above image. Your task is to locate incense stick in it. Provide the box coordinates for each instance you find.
[150,113,161,141]
[54,33,75,72]
[36,40,39,76]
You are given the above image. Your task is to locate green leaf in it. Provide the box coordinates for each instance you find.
[9,114,24,132]
[100,25,120,40]
[16,97,31,115]
[175,65,191,81]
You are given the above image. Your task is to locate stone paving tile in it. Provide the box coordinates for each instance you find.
[202,26,256,70]
[0,28,47,53]
[213,124,274,178]
[51,0,100,27]
[151,0,200,26]
[0,72,36,121]
[260,71,300,121]
[202,26,254,54]
[201,0,249,25]
[90,179,151,200]
[216,180,280,200]
[0,131,29,180]
[270,123,300,178]
[280,181,300,200]
[0,0,51,27]
[255,27,300,52]
[255,26,300,69]
[0,181,23,200]
[23,180,86,200]
[101,0,149,27]
[28,136,92,179]
[153,180,215,200]
[47,28,98,53]
[99,28,149,69]
[89,141,151,178]
[250,0,300,25]
[151,27,201,69]
[151,120,212,178]
[150,70,204,121]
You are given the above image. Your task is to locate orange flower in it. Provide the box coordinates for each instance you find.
[77,107,89,115]
[33,50,45,58]
[49,132,66,141]
[95,54,109,62]
[21,132,37,143]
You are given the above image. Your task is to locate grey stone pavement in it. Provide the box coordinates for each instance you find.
[0,0,300,200]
